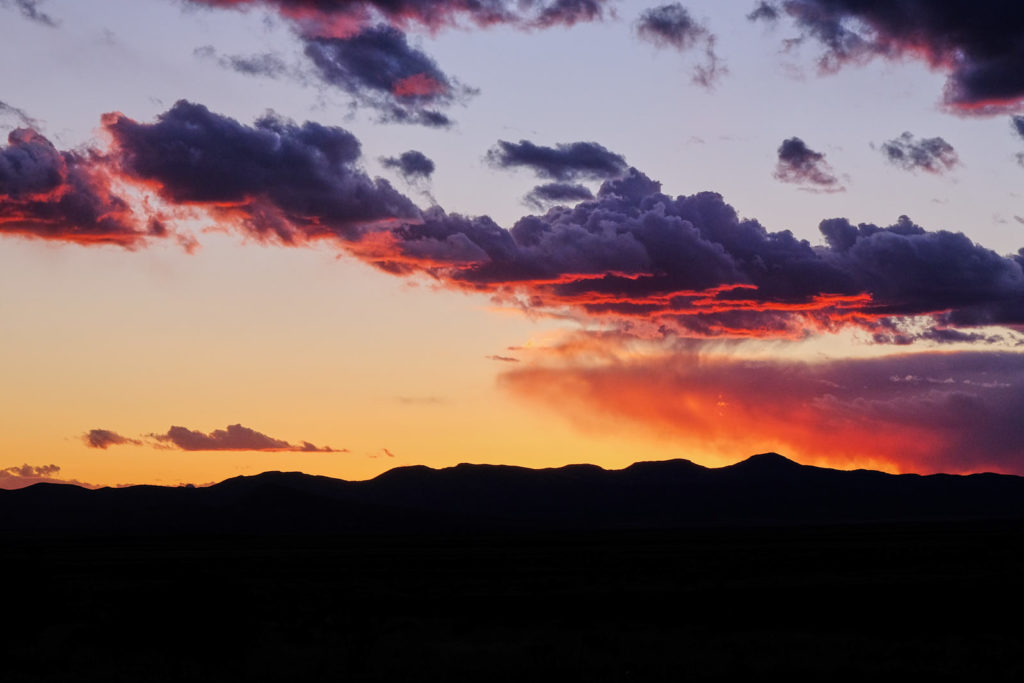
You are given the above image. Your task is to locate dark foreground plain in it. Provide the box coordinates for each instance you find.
[5,455,1024,680]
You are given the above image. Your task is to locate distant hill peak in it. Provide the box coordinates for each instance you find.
[728,452,803,469]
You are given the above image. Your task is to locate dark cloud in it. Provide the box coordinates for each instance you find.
[635,3,725,87]
[194,45,292,79]
[364,166,1024,341]
[183,0,611,33]
[524,182,594,209]
[0,128,157,247]
[769,0,1024,113]
[83,429,142,449]
[0,100,38,129]
[0,463,95,489]
[502,347,1024,474]
[303,25,474,127]
[0,0,56,26]
[380,150,435,181]
[486,140,627,181]
[17,101,1024,345]
[486,354,521,362]
[1013,115,1024,140]
[747,1,780,22]
[104,100,419,242]
[150,424,341,452]
[774,137,843,191]
[880,132,960,174]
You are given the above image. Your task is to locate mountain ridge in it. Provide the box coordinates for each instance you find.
[4,453,1024,534]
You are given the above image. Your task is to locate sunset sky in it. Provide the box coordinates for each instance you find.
[4,0,1024,488]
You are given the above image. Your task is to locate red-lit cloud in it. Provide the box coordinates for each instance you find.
[7,102,1024,346]
[500,344,1024,474]
[0,128,159,248]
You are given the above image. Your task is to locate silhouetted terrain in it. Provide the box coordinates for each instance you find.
[5,453,1024,534]
[6,454,1024,680]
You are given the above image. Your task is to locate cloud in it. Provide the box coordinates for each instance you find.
[486,354,521,362]
[150,424,342,452]
[0,128,159,247]
[0,100,38,129]
[774,137,843,191]
[83,429,142,449]
[12,102,1024,345]
[769,0,1024,114]
[635,3,725,86]
[104,100,419,243]
[381,150,435,181]
[747,1,780,22]
[524,182,594,209]
[1013,115,1024,140]
[0,463,95,490]
[182,0,611,34]
[194,45,293,79]
[486,139,627,181]
[502,344,1024,474]
[0,0,56,26]
[363,167,1024,341]
[303,25,475,127]
[880,132,960,174]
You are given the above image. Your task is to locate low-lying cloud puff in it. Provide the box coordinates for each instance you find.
[880,132,959,174]
[83,429,142,449]
[486,139,627,181]
[381,150,435,181]
[150,424,342,452]
[0,463,94,489]
[774,137,843,191]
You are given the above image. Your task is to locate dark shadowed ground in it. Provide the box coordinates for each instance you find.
[5,521,1024,681]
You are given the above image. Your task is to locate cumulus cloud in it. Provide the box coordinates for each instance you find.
[83,429,142,449]
[381,150,435,181]
[150,424,342,452]
[364,166,1024,342]
[0,463,95,489]
[486,140,627,181]
[303,25,475,127]
[524,182,594,209]
[0,128,160,247]
[635,3,725,86]
[765,0,1024,114]
[104,100,419,242]
[501,345,1024,474]
[774,137,843,191]
[880,132,960,174]
[10,101,1024,345]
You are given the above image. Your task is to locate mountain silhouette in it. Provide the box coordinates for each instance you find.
[4,453,1024,534]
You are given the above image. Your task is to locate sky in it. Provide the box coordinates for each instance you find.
[3,0,1024,488]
